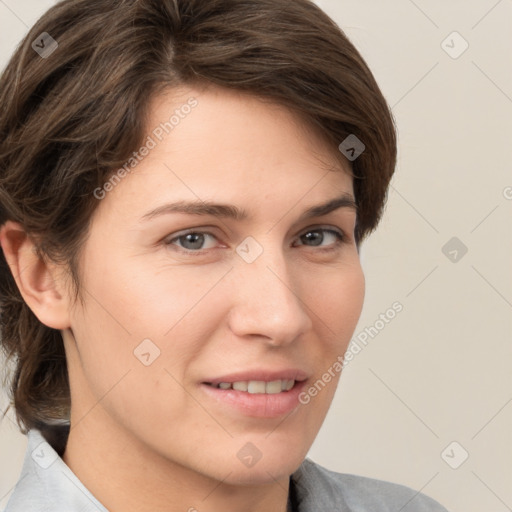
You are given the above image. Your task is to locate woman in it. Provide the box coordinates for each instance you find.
[0,0,450,510]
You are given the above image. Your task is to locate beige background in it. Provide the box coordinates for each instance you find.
[1,1,511,511]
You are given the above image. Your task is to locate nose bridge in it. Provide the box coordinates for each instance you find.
[227,239,313,343]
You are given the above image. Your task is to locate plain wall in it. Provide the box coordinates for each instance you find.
[1,1,511,511]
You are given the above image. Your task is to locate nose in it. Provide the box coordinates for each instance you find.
[226,246,313,347]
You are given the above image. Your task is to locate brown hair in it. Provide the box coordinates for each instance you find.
[0,0,396,441]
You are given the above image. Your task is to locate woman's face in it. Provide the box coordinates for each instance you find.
[64,84,365,485]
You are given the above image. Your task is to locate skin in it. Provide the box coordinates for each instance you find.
[0,84,365,512]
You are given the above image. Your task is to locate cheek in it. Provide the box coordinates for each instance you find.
[68,254,230,398]
[67,269,197,435]
[86,252,229,336]
[308,262,365,344]
[294,261,364,413]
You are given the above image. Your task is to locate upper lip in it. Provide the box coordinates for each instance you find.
[203,368,310,386]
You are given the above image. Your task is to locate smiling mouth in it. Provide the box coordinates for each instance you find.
[204,379,297,394]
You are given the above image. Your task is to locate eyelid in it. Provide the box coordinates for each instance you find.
[164,224,350,253]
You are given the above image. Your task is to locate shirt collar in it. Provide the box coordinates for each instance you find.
[8,428,108,511]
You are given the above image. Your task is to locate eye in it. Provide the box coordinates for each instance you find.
[165,231,219,252]
[164,226,347,255]
[294,228,345,250]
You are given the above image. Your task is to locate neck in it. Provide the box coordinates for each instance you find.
[62,408,292,512]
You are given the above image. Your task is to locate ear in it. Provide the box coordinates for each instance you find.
[0,221,71,330]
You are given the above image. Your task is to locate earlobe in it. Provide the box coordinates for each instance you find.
[0,221,71,330]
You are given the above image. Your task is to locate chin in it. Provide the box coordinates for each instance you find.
[221,462,299,487]
[208,447,307,486]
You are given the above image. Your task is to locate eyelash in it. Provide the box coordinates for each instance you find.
[164,227,347,256]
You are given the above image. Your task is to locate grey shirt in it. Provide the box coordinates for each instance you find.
[4,429,450,512]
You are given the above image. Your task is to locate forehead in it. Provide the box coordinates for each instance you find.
[146,83,351,174]
[93,84,354,223]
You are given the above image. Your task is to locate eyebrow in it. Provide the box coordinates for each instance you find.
[140,194,357,223]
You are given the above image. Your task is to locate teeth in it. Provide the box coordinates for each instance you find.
[212,379,296,393]
[232,381,248,392]
[265,380,282,394]
[247,381,266,393]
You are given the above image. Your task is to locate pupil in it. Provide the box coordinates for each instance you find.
[303,231,322,246]
[183,233,204,249]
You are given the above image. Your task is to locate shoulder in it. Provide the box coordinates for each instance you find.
[3,430,47,512]
[291,458,450,512]
[3,428,107,512]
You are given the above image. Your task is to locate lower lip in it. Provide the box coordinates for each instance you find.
[200,381,307,418]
